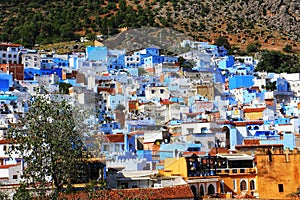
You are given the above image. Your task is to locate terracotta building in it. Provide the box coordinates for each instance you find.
[255,148,300,199]
[0,63,24,80]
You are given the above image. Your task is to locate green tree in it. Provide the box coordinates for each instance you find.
[7,96,89,199]
[59,82,73,94]
[138,67,147,76]
[115,104,126,112]
[283,44,292,53]
[246,41,262,53]
[214,36,231,50]
[119,0,127,12]
[255,50,300,73]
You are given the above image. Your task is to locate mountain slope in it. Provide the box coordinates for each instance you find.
[0,0,299,50]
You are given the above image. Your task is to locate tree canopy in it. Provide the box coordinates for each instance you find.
[214,36,231,50]
[255,50,300,73]
[7,96,90,199]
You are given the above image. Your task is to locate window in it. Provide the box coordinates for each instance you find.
[13,175,18,179]
[208,184,215,195]
[250,180,255,190]
[208,141,214,149]
[151,90,155,94]
[220,180,225,193]
[160,89,164,94]
[187,128,194,134]
[278,184,284,192]
[3,145,7,152]
[240,180,247,191]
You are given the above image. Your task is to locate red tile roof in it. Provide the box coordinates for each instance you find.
[0,43,22,47]
[216,120,264,126]
[243,107,266,113]
[160,99,175,105]
[235,144,284,149]
[59,185,194,200]
[105,134,132,143]
[0,163,20,169]
[0,139,10,144]
[232,120,264,126]
[183,151,206,157]
[243,139,260,145]
[209,147,229,155]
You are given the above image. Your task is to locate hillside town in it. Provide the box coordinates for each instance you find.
[0,38,300,199]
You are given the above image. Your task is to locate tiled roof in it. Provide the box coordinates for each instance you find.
[0,163,20,169]
[0,43,22,47]
[235,144,284,148]
[232,120,264,126]
[243,107,266,113]
[105,134,131,143]
[209,147,229,155]
[243,139,260,145]
[160,99,175,105]
[216,120,264,126]
[0,139,10,144]
[129,131,144,135]
[183,151,206,157]
[59,185,194,200]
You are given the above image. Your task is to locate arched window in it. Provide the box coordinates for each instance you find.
[220,180,225,193]
[200,185,204,196]
[240,180,247,191]
[250,180,255,190]
[208,184,215,195]
[190,185,197,199]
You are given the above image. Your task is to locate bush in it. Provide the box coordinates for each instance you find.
[246,41,262,53]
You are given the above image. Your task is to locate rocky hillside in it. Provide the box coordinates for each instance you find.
[156,0,299,50]
[0,0,299,51]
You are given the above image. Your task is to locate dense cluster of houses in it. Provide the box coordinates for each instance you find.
[0,40,300,199]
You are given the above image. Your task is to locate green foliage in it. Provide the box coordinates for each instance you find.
[214,36,231,50]
[138,67,147,76]
[228,45,246,56]
[13,183,32,200]
[0,0,156,47]
[265,81,276,91]
[115,104,126,112]
[0,190,10,200]
[246,41,262,53]
[283,44,292,53]
[59,82,73,94]
[255,50,300,73]
[119,0,127,12]
[7,96,89,199]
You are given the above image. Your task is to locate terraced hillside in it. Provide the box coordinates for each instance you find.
[0,0,299,51]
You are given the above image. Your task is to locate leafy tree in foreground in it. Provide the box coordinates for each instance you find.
[7,96,89,199]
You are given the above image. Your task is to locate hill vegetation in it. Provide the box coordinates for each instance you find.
[0,0,299,49]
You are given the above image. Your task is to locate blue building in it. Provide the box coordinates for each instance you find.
[53,57,69,68]
[0,73,13,92]
[217,56,234,70]
[24,68,63,80]
[86,46,107,61]
[229,75,254,90]
[277,78,290,92]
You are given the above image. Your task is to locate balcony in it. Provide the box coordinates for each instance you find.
[216,168,256,175]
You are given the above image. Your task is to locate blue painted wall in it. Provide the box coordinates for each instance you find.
[229,75,254,90]
[86,46,107,61]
